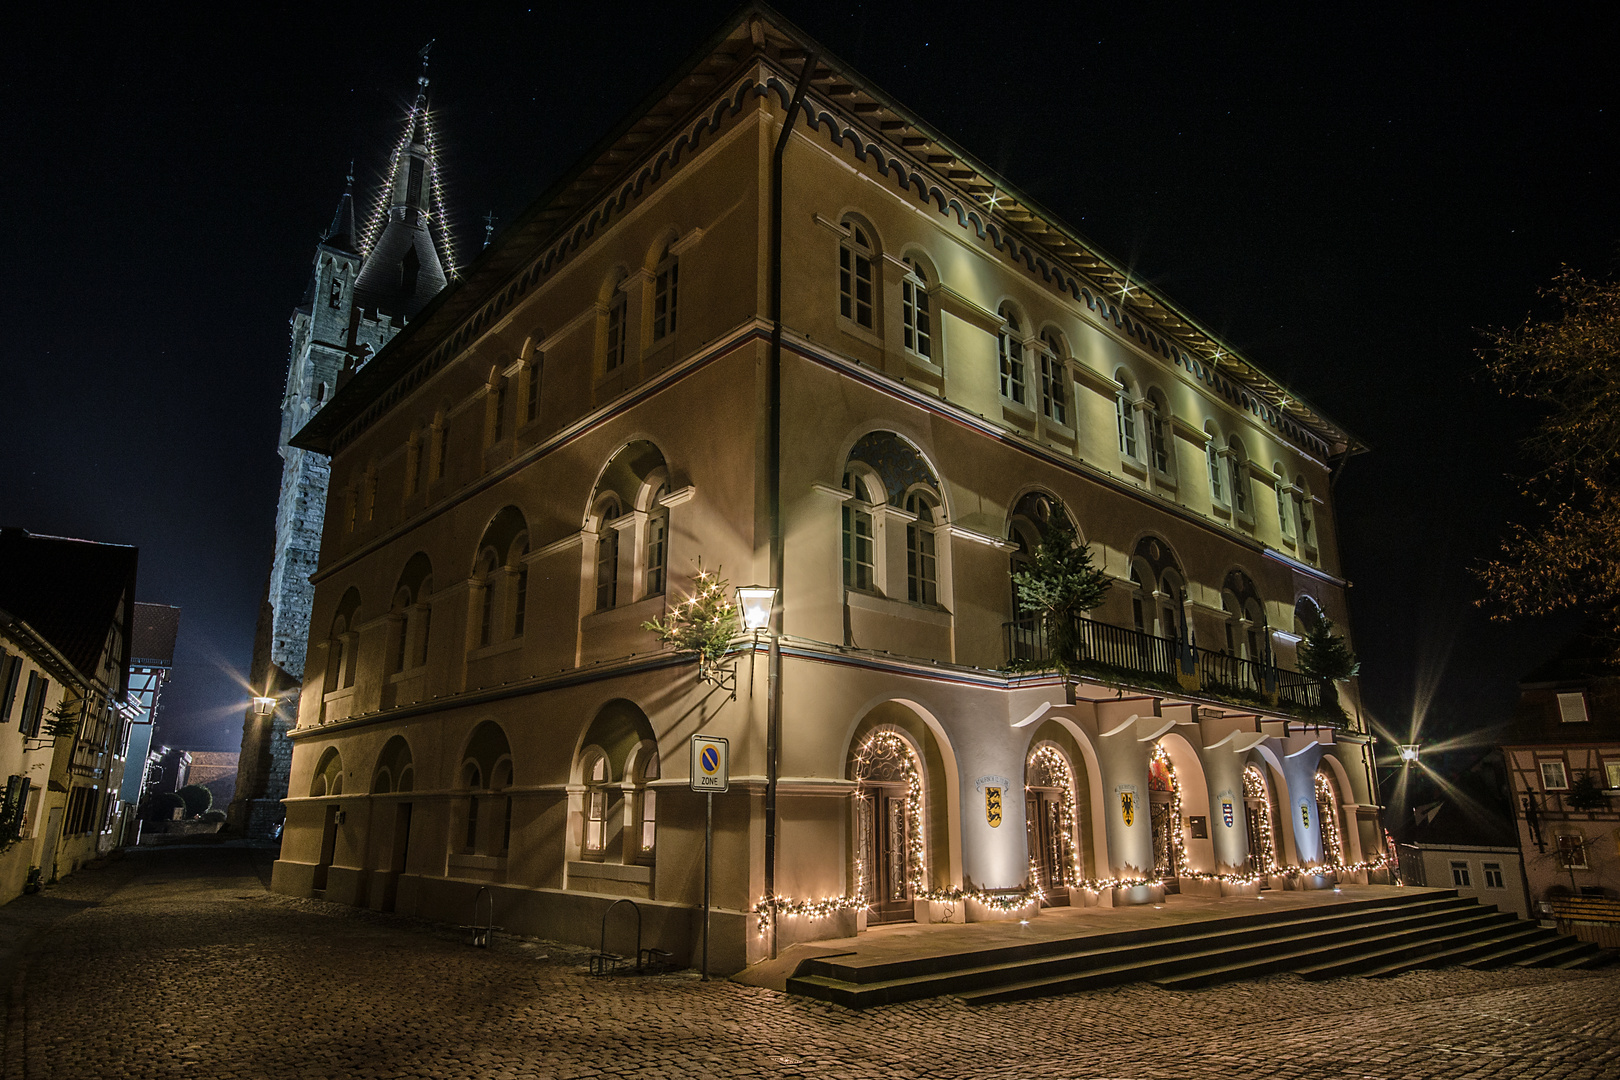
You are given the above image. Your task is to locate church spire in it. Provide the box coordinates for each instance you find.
[353,43,450,322]
[321,162,358,254]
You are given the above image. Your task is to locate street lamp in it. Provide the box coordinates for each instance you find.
[1398,744,1421,765]
[736,586,777,633]
[251,695,277,718]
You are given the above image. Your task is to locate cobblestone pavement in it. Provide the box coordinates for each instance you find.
[3,846,1617,1079]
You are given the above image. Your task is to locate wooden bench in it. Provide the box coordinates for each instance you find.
[1549,897,1620,924]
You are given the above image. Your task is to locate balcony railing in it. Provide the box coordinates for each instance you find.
[1005,613,1329,721]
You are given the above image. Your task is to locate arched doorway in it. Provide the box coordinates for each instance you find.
[852,728,925,925]
[1316,771,1345,867]
[1025,743,1080,904]
[1242,764,1277,885]
[1148,742,1182,890]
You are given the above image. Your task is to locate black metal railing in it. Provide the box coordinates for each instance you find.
[1005,613,1326,719]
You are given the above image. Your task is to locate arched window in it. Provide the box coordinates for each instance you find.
[1038,331,1067,426]
[634,748,659,865]
[491,760,514,855]
[511,539,529,637]
[595,496,621,611]
[524,353,542,423]
[1116,371,1139,459]
[1205,425,1224,504]
[489,376,508,443]
[1158,569,1187,642]
[645,482,670,597]
[1145,389,1171,475]
[841,470,878,592]
[998,305,1027,404]
[652,243,678,341]
[904,491,938,606]
[389,586,413,674]
[462,761,482,853]
[1315,771,1344,866]
[901,257,932,360]
[1227,437,1250,517]
[839,222,875,328]
[475,548,499,647]
[582,754,610,857]
[1128,562,1148,634]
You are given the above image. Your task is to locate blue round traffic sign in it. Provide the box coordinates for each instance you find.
[700,745,719,773]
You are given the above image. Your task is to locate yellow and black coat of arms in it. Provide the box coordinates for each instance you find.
[985,786,1002,827]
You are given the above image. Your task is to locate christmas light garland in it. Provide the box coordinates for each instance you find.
[1243,764,1277,875]
[851,730,928,900]
[1027,744,1081,888]
[1150,743,1186,878]
[1316,771,1345,866]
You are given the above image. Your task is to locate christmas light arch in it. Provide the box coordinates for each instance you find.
[1242,764,1277,875]
[1026,742,1081,889]
[1315,770,1344,867]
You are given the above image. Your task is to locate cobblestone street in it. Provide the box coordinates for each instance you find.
[2,846,1616,1080]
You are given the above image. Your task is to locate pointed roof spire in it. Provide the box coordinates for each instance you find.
[482,211,495,249]
[321,161,358,253]
[354,44,451,321]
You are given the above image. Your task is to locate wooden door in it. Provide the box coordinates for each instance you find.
[1026,789,1072,904]
[1245,801,1272,886]
[862,786,914,924]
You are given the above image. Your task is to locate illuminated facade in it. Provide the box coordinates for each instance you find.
[230,66,450,839]
[272,8,1385,971]
[0,529,138,902]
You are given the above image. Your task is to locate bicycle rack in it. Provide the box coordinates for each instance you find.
[461,886,501,948]
[589,898,647,975]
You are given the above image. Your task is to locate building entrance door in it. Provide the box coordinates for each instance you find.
[860,785,914,925]
[1026,788,1071,905]
[1150,792,1179,892]
[1245,800,1273,887]
[379,803,412,913]
[313,804,339,893]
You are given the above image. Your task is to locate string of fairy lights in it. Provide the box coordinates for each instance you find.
[359,94,458,279]
[752,740,1389,936]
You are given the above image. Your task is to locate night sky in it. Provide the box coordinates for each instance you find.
[4,3,1616,758]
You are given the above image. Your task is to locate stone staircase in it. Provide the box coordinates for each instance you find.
[786,890,1609,1008]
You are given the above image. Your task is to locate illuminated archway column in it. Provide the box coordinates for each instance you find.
[1278,738,1331,887]
[1094,696,1161,905]
[1200,714,1265,893]
[958,694,1032,920]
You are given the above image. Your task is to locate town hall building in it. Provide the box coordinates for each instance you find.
[270,7,1387,972]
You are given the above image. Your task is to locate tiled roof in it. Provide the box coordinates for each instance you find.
[0,527,137,696]
[131,602,181,666]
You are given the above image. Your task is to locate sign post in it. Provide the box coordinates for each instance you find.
[689,734,729,980]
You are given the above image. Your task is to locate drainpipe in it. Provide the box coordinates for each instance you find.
[766,50,818,961]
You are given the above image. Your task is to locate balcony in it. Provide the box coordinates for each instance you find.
[1004,614,1338,725]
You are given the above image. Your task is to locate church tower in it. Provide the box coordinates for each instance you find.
[230,56,452,838]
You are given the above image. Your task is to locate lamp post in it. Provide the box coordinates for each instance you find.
[251,694,278,718]
[738,584,779,956]
[1397,744,1421,765]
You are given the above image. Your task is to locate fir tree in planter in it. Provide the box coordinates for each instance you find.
[1566,771,1610,812]
[1296,615,1361,717]
[1011,521,1111,677]
[643,566,743,684]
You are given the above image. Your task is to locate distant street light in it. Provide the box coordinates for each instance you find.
[1398,744,1421,765]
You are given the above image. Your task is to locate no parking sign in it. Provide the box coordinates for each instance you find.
[690,734,729,793]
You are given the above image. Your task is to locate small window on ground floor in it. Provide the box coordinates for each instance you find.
[1450,860,1471,887]
[1483,862,1505,889]
[1540,760,1569,790]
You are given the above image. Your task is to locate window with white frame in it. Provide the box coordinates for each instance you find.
[1115,375,1138,459]
[841,471,877,592]
[998,306,1027,405]
[1038,331,1067,426]
[1607,761,1620,789]
[1557,692,1589,723]
[1540,760,1569,790]
[1145,390,1171,475]
[1274,467,1293,541]
[652,244,678,341]
[901,257,932,360]
[1450,860,1471,887]
[604,286,627,373]
[839,223,875,329]
[635,751,659,864]
[1483,862,1505,889]
[1227,437,1250,517]
[645,483,670,598]
[905,491,938,606]
[1556,833,1588,869]
[1206,429,1224,504]
[583,755,609,856]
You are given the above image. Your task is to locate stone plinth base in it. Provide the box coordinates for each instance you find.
[965,895,1038,922]
[913,898,967,924]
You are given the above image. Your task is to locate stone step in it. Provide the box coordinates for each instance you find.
[1463,928,1572,970]
[1296,912,1524,980]
[791,894,1466,1007]
[1359,924,1554,978]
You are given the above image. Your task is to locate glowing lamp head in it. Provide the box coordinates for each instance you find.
[251,696,277,718]
[1398,744,1421,765]
[736,586,777,632]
